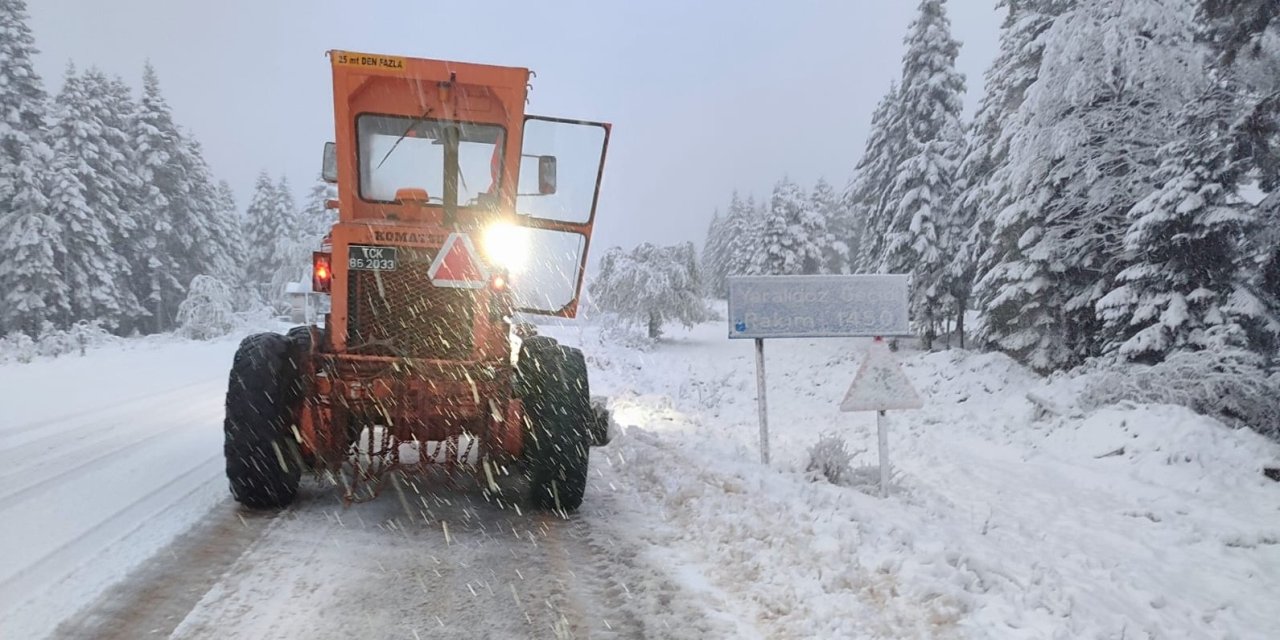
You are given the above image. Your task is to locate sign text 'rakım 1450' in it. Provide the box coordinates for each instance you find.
[727,274,911,339]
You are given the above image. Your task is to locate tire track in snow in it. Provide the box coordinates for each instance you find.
[0,399,221,512]
[0,381,221,469]
[55,505,286,640]
[0,378,219,440]
[0,453,224,631]
[93,467,734,640]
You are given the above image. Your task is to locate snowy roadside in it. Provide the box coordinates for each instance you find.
[2,316,1277,639]
[545,319,1280,639]
[0,334,247,639]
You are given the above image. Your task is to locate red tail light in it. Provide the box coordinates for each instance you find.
[313,252,332,293]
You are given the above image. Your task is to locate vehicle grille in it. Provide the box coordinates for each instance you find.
[346,249,476,359]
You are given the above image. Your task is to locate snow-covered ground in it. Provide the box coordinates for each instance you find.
[2,316,1279,638]
[0,335,242,638]
[548,318,1280,638]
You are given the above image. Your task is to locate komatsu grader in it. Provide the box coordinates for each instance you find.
[223,50,611,512]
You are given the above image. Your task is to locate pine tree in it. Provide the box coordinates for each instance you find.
[722,192,761,278]
[1255,191,1280,318]
[242,172,284,295]
[179,137,240,285]
[96,73,148,330]
[844,83,905,273]
[700,208,730,297]
[0,145,67,335]
[1198,0,1279,67]
[808,178,839,274]
[0,0,60,336]
[1097,85,1274,361]
[301,175,337,241]
[217,180,240,224]
[267,175,304,297]
[0,0,48,216]
[48,65,145,330]
[758,177,808,276]
[878,0,967,348]
[132,63,188,332]
[977,0,1204,371]
[959,0,1077,350]
[1198,1,1280,191]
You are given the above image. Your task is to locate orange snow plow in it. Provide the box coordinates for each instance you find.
[222,50,611,511]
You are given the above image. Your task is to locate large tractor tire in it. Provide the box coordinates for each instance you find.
[560,347,611,446]
[518,337,593,512]
[224,332,303,508]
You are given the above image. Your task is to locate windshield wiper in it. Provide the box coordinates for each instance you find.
[374,106,434,170]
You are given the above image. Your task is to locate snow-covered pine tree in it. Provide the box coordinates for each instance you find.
[48,64,145,330]
[1097,84,1274,361]
[978,0,1204,371]
[85,69,152,331]
[1256,191,1280,321]
[241,171,287,297]
[844,83,904,273]
[722,192,760,278]
[959,0,1077,350]
[0,144,67,336]
[808,178,839,274]
[178,136,241,289]
[0,0,48,216]
[878,0,966,348]
[1195,0,1280,345]
[1199,0,1280,193]
[267,175,305,298]
[301,175,337,241]
[217,180,239,224]
[1198,0,1278,68]
[758,177,809,276]
[95,72,148,329]
[132,63,190,332]
[588,242,708,338]
[700,208,730,297]
[0,0,60,336]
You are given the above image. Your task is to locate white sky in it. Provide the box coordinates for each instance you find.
[27,0,1002,253]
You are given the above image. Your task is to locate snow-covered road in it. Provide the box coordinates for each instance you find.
[0,338,234,640]
[57,470,728,639]
[2,319,1279,639]
[0,331,732,640]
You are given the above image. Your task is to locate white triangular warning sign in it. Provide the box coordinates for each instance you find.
[840,339,924,412]
[428,233,489,289]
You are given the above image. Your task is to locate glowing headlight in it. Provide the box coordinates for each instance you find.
[482,222,530,273]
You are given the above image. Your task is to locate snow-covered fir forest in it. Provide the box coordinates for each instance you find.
[700,0,1280,381]
[0,0,331,344]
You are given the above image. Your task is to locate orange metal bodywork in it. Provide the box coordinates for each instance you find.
[295,51,605,475]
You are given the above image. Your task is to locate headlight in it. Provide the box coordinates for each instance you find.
[482,222,530,273]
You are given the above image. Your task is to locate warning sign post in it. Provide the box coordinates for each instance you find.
[840,337,923,497]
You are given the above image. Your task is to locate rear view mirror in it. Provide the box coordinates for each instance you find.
[322,142,338,183]
[537,155,556,195]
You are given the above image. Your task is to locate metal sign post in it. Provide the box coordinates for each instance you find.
[876,410,889,498]
[754,338,769,464]
[728,275,913,466]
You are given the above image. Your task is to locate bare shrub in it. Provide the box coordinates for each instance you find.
[1081,349,1280,440]
[806,432,856,485]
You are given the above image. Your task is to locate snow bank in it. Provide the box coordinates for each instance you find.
[546,320,1280,638]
